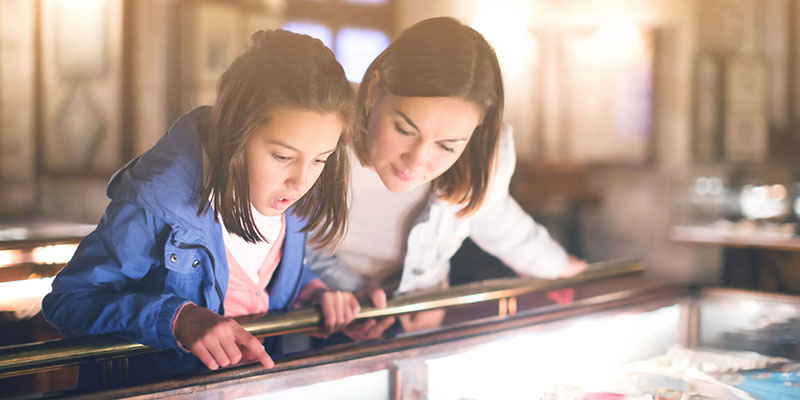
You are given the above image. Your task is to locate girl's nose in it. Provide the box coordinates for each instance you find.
[286,165,309,191]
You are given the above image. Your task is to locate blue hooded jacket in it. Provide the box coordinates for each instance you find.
[42,107,318,355]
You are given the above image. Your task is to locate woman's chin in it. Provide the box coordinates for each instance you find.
[380,174,423,193]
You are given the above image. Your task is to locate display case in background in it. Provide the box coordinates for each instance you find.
[670,165,800,293]
[33,282,800,400]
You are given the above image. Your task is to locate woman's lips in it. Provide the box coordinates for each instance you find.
[391,164,416,182]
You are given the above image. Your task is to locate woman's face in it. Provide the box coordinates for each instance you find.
[245,107,342,216]
[365,93,482,193]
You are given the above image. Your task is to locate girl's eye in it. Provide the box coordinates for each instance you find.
[272,154,291,162]
[438,143,455,153]
[394,123,412,136]
[313,158,327,165]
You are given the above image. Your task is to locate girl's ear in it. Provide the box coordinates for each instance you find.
[364,70,382,113]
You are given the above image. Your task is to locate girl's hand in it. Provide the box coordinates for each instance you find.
[309,290,361,337]
[174,304,274,370]
[343,288,395,341]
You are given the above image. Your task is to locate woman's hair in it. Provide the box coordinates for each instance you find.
[355,17,504,217]
[199,29,355,249]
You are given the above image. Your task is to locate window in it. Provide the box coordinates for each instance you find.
[283,0,393,83]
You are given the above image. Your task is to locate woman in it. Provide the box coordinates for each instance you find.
[308,17,586,337]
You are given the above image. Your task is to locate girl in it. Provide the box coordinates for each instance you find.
[42,29,360,383]
[308,17,587,339]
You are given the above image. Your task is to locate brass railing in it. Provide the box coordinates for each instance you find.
[0,259,643,379]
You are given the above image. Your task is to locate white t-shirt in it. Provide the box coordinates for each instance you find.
[220,205,283,285]
[336,159,429,288]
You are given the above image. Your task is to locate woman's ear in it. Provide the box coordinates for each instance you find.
[364,70,381,113]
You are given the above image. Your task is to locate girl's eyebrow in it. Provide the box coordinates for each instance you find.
[270,140,335,155]
[269,140,299,152]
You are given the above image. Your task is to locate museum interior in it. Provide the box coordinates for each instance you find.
[1,0,800,398]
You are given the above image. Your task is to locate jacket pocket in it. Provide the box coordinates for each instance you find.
[164,243,200,274]
[162,244,207,304]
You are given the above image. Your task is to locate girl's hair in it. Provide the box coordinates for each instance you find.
[199,29,355,249]
[355,17,504,217]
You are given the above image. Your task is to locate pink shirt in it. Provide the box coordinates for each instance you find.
[223,215,286,317]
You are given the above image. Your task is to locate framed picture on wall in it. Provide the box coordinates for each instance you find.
[692,53,723,163]
[173,1,252,116]
[723,55,768,162]
[40,0,123,176]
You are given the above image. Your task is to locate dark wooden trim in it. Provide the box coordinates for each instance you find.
[119,0,136,165]
[789,1,800,159]
[33,0,44,213]
[0,263,63,283]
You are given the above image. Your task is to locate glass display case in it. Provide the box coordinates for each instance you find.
[35,281,800,400]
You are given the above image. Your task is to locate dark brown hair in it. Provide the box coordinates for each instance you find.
[355,17,504,217]
[199,29,355,249]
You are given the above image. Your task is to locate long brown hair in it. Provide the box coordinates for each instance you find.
[355,17,504,217]
[199,29,355,249]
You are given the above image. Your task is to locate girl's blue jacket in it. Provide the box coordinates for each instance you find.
[42,107,318,353]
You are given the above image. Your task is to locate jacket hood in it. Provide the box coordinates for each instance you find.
[106,107,212,245]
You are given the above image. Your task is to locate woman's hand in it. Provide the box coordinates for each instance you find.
[174,304,274,370]
[343,288,396,341]
[560,255,587,278]
[544,255,587,306]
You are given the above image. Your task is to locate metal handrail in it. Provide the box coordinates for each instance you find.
[0,259,643,379]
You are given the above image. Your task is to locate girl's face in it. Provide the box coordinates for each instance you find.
[365,93,482,192]
[245,107,343,216]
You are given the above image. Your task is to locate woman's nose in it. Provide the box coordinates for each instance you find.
[402,143,427,171]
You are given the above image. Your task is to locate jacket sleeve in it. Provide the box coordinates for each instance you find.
[305,245,366,292]
[42,201,192,351]
[468,125,568,279]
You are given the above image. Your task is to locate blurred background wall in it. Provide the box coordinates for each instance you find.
[1,0,799,289]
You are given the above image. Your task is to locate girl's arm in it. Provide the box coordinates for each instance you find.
[42,201,192,351]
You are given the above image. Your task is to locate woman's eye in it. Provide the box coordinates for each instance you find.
[438,143,455,153]
[313,158,327,165]
[272,154,290,162]
[394,123,412,136]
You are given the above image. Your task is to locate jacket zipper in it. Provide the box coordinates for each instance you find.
[178,242,225,316]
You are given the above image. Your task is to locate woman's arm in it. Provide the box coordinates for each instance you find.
[305,245,366,292]
[468,125,571,279]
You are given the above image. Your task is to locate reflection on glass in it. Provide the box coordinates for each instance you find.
[427,306,680,399]
[795,196,800,219]
[335,28,390,82]
[739,184,790,220]
[282,21,333,50]
[794,183,800,218]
